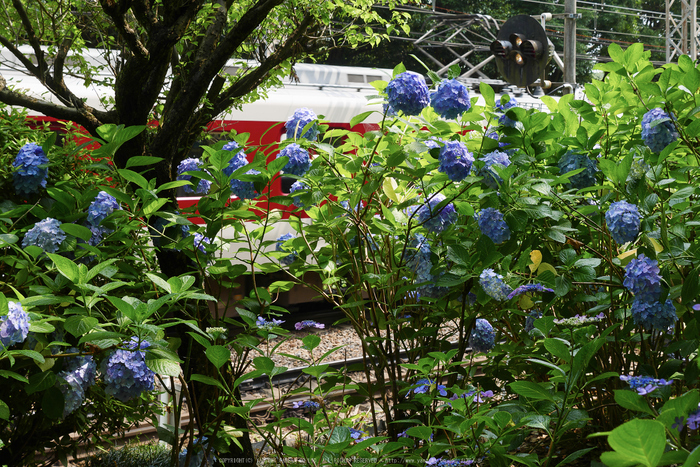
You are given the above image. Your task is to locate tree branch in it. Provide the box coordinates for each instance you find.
[99,0,149,59]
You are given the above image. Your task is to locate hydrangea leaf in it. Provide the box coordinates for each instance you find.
[46,253,79,283]
[614,390,654,415]
[529,250,542,273]
[406,426,432,441]
[205,345,231,369]
[607,419,665,467]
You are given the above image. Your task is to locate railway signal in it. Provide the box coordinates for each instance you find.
[490,15,550,87]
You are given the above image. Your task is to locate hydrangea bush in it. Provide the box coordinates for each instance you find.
[5,45,700,467]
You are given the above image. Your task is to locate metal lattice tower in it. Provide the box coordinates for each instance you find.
[411,14,506,85]
[666,0,699,62]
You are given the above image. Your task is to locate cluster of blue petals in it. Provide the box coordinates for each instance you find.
[13,142,49,196]
[285,108,320,140]
[630,299,678,331]
[620,375,673,396]
[479,269,512,301]
[176,158,211,194]
[641,108,679,153]
[430,79,471,119]
[478,150,511,189]
[386,72,430,116]
[406,234,448,299]
[193,233,211,254]
[476,208,511,244]
[623,254,661,302]
[230,169,260,200]
[469,319,495,352]
[276,233,297,266]
[256,316,284,330]
[495,95,519,127]
[1,301,30,348]
[414,193,457,234]
[438,141,474,182]
[223,141,248,177]
[277,143,311,176]
[292,400,321,411]
[57,349,97,417]
[411,378,447,396]
[100,338,155,402]
[558,151,598,190]
[295,320,325,330]
[507,283,554,300]
[605,201,641,244]
[86,191,121,245]
[22,218,67,253]
[289,180,309,208]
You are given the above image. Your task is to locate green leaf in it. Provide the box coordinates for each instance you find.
[117,169,149,189]
[599,451,639,467]
[26,370,56,395]
[46,253,79,283]
[145,358,182,377]
[406,426,432,441]
[522,414,551,432]
[480,82,495,107]
[0,399,9,420]
[682,444,700,467]
[350,111,374,128]
[125,156,164,169]
[302,334,321,352]
[64,315,99,338]
[206,345,231,369]
[544,338,571,362]
[142,199,168,216]
[42,386,64,420]
[253,356,275,375]
[107,296,138,322]
[28,321,55,333]
[190,373,225,391]
[607,419,665,467]
[555,447,596,467]
[13,349,45,364]
[60,223,93,242]
[681,268,700,304]
[0,234,19,246]
[509,381,553,401]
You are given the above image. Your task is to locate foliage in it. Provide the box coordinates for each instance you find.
[4,39,700,467]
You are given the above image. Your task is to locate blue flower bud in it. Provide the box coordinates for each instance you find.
[479,269,512,301]
[469,319,495,352]
[87,191,121,227]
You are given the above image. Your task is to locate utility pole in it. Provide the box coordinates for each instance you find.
[564,0,577,93]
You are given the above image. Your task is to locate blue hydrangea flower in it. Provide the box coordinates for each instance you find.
[623,254,662,302]
[495,95,519,127]
[193,233,211,254]
[478,150,511,189]
[479,269,513,301]
[476,207,511,244]
[430,79,471,119]
[410,378,447,396]
[0,301,30,348]
[289,180,309,208]
[100,338,155,402]
[386,71,430,116]
[56,371,85,418]
[641,108,679,153]
[605,201,641,244]
[469,318,495,352]
[485,131,513,154]
[630,298,678,331]
[507,283,554,300]
[256,316,285,330]
[87,191,120,227]
[87,224,112,246]
[292,400,321,411]
[276,233,297,266]
[22,218,67,253]
[13,142,49,196]
[277,143,311,176]
[222,142,248,177]
[558,151,598,190]
[295,320,325,330]
[63,349,97,391]
[620,375,673,396]
[383,102,397,117]
[438,141,474,182]
[413,193,458,234]
[177,158,211,194]
[285,108,320,141]
[229,169,260,200]
[404,234,447,299]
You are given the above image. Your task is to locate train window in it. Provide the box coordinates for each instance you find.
[347,74,364,83]
[366,75,382,83]
[280,176,295,194]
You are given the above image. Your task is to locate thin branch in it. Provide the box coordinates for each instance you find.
[99,0,149,59]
